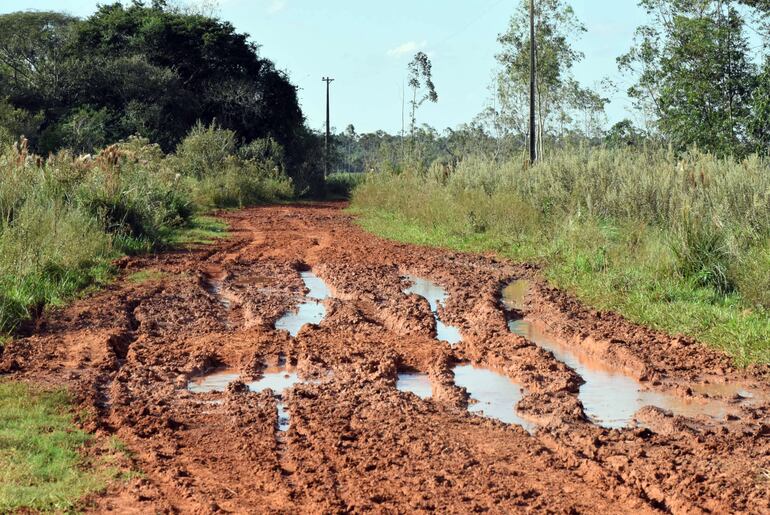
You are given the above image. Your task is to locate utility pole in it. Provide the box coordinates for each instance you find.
[322,76,334,179]
[529,0,537,164]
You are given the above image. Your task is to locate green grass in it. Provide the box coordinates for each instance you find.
[325,172,367,200]
[353,207,770,366]
[166,215,229,247]
[0,382,119,512]
[126,269,167,284]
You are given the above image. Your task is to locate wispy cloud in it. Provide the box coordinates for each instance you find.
[386,40,427,58]
[267,0,286,14]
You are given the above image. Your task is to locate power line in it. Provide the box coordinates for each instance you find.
[435,0,507,48]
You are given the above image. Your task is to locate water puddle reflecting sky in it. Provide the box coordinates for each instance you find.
[403,275,463,345]
[187,370,240,394]
[453,364,536,432]
[503,280,738,428]
[275,271,331,336]
[396,372,433,399]
[187,360,312,432]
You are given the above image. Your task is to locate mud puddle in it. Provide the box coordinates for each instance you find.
[690,381,765,404]
[187,369,240,393]
[248,362,302,432]
[187,359,311,431]
[403,275,462,344]
[396,371,433,399]
[275,271,331,336]
[202,272,231,309]
[504,280,736,428]
[453,364,536,432]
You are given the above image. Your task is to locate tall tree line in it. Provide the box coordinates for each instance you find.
[619,0,770,156]
[0,1,322,187]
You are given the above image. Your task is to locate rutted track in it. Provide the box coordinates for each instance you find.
[2,203,769,513]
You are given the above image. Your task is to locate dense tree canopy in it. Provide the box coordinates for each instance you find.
[0,2,319,188]
[619,0,769,156]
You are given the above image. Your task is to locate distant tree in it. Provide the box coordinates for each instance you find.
[407,52,438,139]
[749,57,770,153]
[618,0,761,156]
[495,0,605,156]
[0,12,78,110]
[605,119,644,147]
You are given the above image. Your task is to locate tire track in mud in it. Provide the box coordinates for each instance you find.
[1,202,769,513]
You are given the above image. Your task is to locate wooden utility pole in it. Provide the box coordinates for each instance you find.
[322,77,335,179]
[529,0,537,164]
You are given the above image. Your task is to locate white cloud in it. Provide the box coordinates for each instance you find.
[386,40,427,58]
[267,0,286,14]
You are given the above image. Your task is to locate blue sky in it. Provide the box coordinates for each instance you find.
[5,0,652,133]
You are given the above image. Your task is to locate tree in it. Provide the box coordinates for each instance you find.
[495,0,605,156]
[605,119,644,147]
[749,57,770,153]
[73,2,304,151]
[618,0,760,156]
[0,12,78,110]
[407,52,438,138]
[0,3,319,191]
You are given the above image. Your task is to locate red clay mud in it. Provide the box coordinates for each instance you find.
[1,203,768,513]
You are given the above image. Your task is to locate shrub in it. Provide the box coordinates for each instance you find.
[0,200,110,333]
[326,172,366,199]
[671,215,733,293]
[733,239,770,309]
[195,156,293,208]
[75,141,193,249]
[172,121,236,179]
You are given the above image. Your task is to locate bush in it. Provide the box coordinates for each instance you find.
[172,121,236,179]
[0,136,190,331]
[326,172,366,199]
[0,200,110,333]
[670,213,734,293]
[733,239,770,309]
[172,125,295,208]
[351,146,770,364]
[195,157,293,208]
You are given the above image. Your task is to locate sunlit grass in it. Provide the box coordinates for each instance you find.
[166,215,229,247]
[352,147,770,366]
[0,382,123,512]
[126,269,167,284]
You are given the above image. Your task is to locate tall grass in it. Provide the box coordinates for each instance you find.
[352,147,770,364]
[0,128,295,334]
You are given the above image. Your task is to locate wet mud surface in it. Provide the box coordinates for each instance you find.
[2,203,769,513]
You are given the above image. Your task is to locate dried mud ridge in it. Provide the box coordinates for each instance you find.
[2,203,769,513]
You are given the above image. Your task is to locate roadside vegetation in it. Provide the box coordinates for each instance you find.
[352,148,770,365]
[344,0,770,366]
[0,382,129,512]
[0,125,296,336]
[0,2,324,337]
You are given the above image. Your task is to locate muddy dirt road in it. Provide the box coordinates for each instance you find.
[2,203,769,513]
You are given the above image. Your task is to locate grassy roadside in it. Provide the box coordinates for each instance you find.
[355,209,770,366]
[0,127,273,336]
[351,148,770,366]
[0,214,227,511]
[0,382,140,512]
